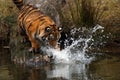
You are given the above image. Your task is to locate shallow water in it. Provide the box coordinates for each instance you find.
[0,24,119,80]
[0,48,120,80]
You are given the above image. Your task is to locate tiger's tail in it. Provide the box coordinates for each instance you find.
[12,0,24,10]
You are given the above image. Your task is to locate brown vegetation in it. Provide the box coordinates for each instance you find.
[0,21,10,45]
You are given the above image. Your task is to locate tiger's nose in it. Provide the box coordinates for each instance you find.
[49,34,54,39]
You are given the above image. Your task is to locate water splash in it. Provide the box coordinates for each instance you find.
[25,1,104,64]
[45,25,104,64]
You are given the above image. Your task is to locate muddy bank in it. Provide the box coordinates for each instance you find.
[0,22,10,47]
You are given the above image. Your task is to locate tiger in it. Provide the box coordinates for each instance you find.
[12,0,62,53]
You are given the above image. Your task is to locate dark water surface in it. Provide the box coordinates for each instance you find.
[0,48,120,80]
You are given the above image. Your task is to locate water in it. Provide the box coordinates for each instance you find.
[0,48,120,80]
[1,25,120,80]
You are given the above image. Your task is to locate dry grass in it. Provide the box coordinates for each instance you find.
[0,0,18,18]
[47,0,120,29]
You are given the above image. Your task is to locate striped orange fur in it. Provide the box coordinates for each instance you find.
[13,0,61,53]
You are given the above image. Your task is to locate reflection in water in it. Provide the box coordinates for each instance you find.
[0,25,119,80]
[0,65,12,80]
[11,63,90,80]
[47,64,71,79]
[47,63,89,80]
[89,54,120,80]
[0,48,11,66]
[0,48,120,80]
[1,25,120,80]
[29,67,47,80]
[0,48,12,80]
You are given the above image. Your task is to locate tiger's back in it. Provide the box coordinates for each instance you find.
[18,5,44,32]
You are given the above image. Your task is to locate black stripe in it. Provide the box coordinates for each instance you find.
[39,21,47,26]
[19,5,32,15]
[23,9,39,22]
[27,15,45,25]
[35,25,39,38]
[39,18,45,21]
[22,7,35,18]
[18,6,40,32]
[19,6,34,26]
[20,5,30,12]
[18,5,32,19]
[18,6,32,32]
[20,6,32,14]
[19,5,38,21]
[39,15,45,19]
[27,15,46,30]
[19,21,25,31]
[22,11,40,29]
[27,23,32,31]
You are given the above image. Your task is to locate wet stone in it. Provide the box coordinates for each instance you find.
[12,54,54,66]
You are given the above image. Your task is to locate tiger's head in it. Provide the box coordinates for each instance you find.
[36,20,62,49]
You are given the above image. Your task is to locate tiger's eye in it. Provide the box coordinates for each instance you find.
[45,27,51,32]
[58,27,62,31]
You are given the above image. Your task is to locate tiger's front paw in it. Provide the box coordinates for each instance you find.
[43,55,53,63]
[28,47,40,54]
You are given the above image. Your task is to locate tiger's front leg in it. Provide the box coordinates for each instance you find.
[28,34,40,53]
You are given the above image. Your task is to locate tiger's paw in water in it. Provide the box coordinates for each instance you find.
[43,55,51,63]
[28,47,40,54]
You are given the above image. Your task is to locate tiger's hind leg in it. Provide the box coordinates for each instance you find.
[19,27,29,43]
